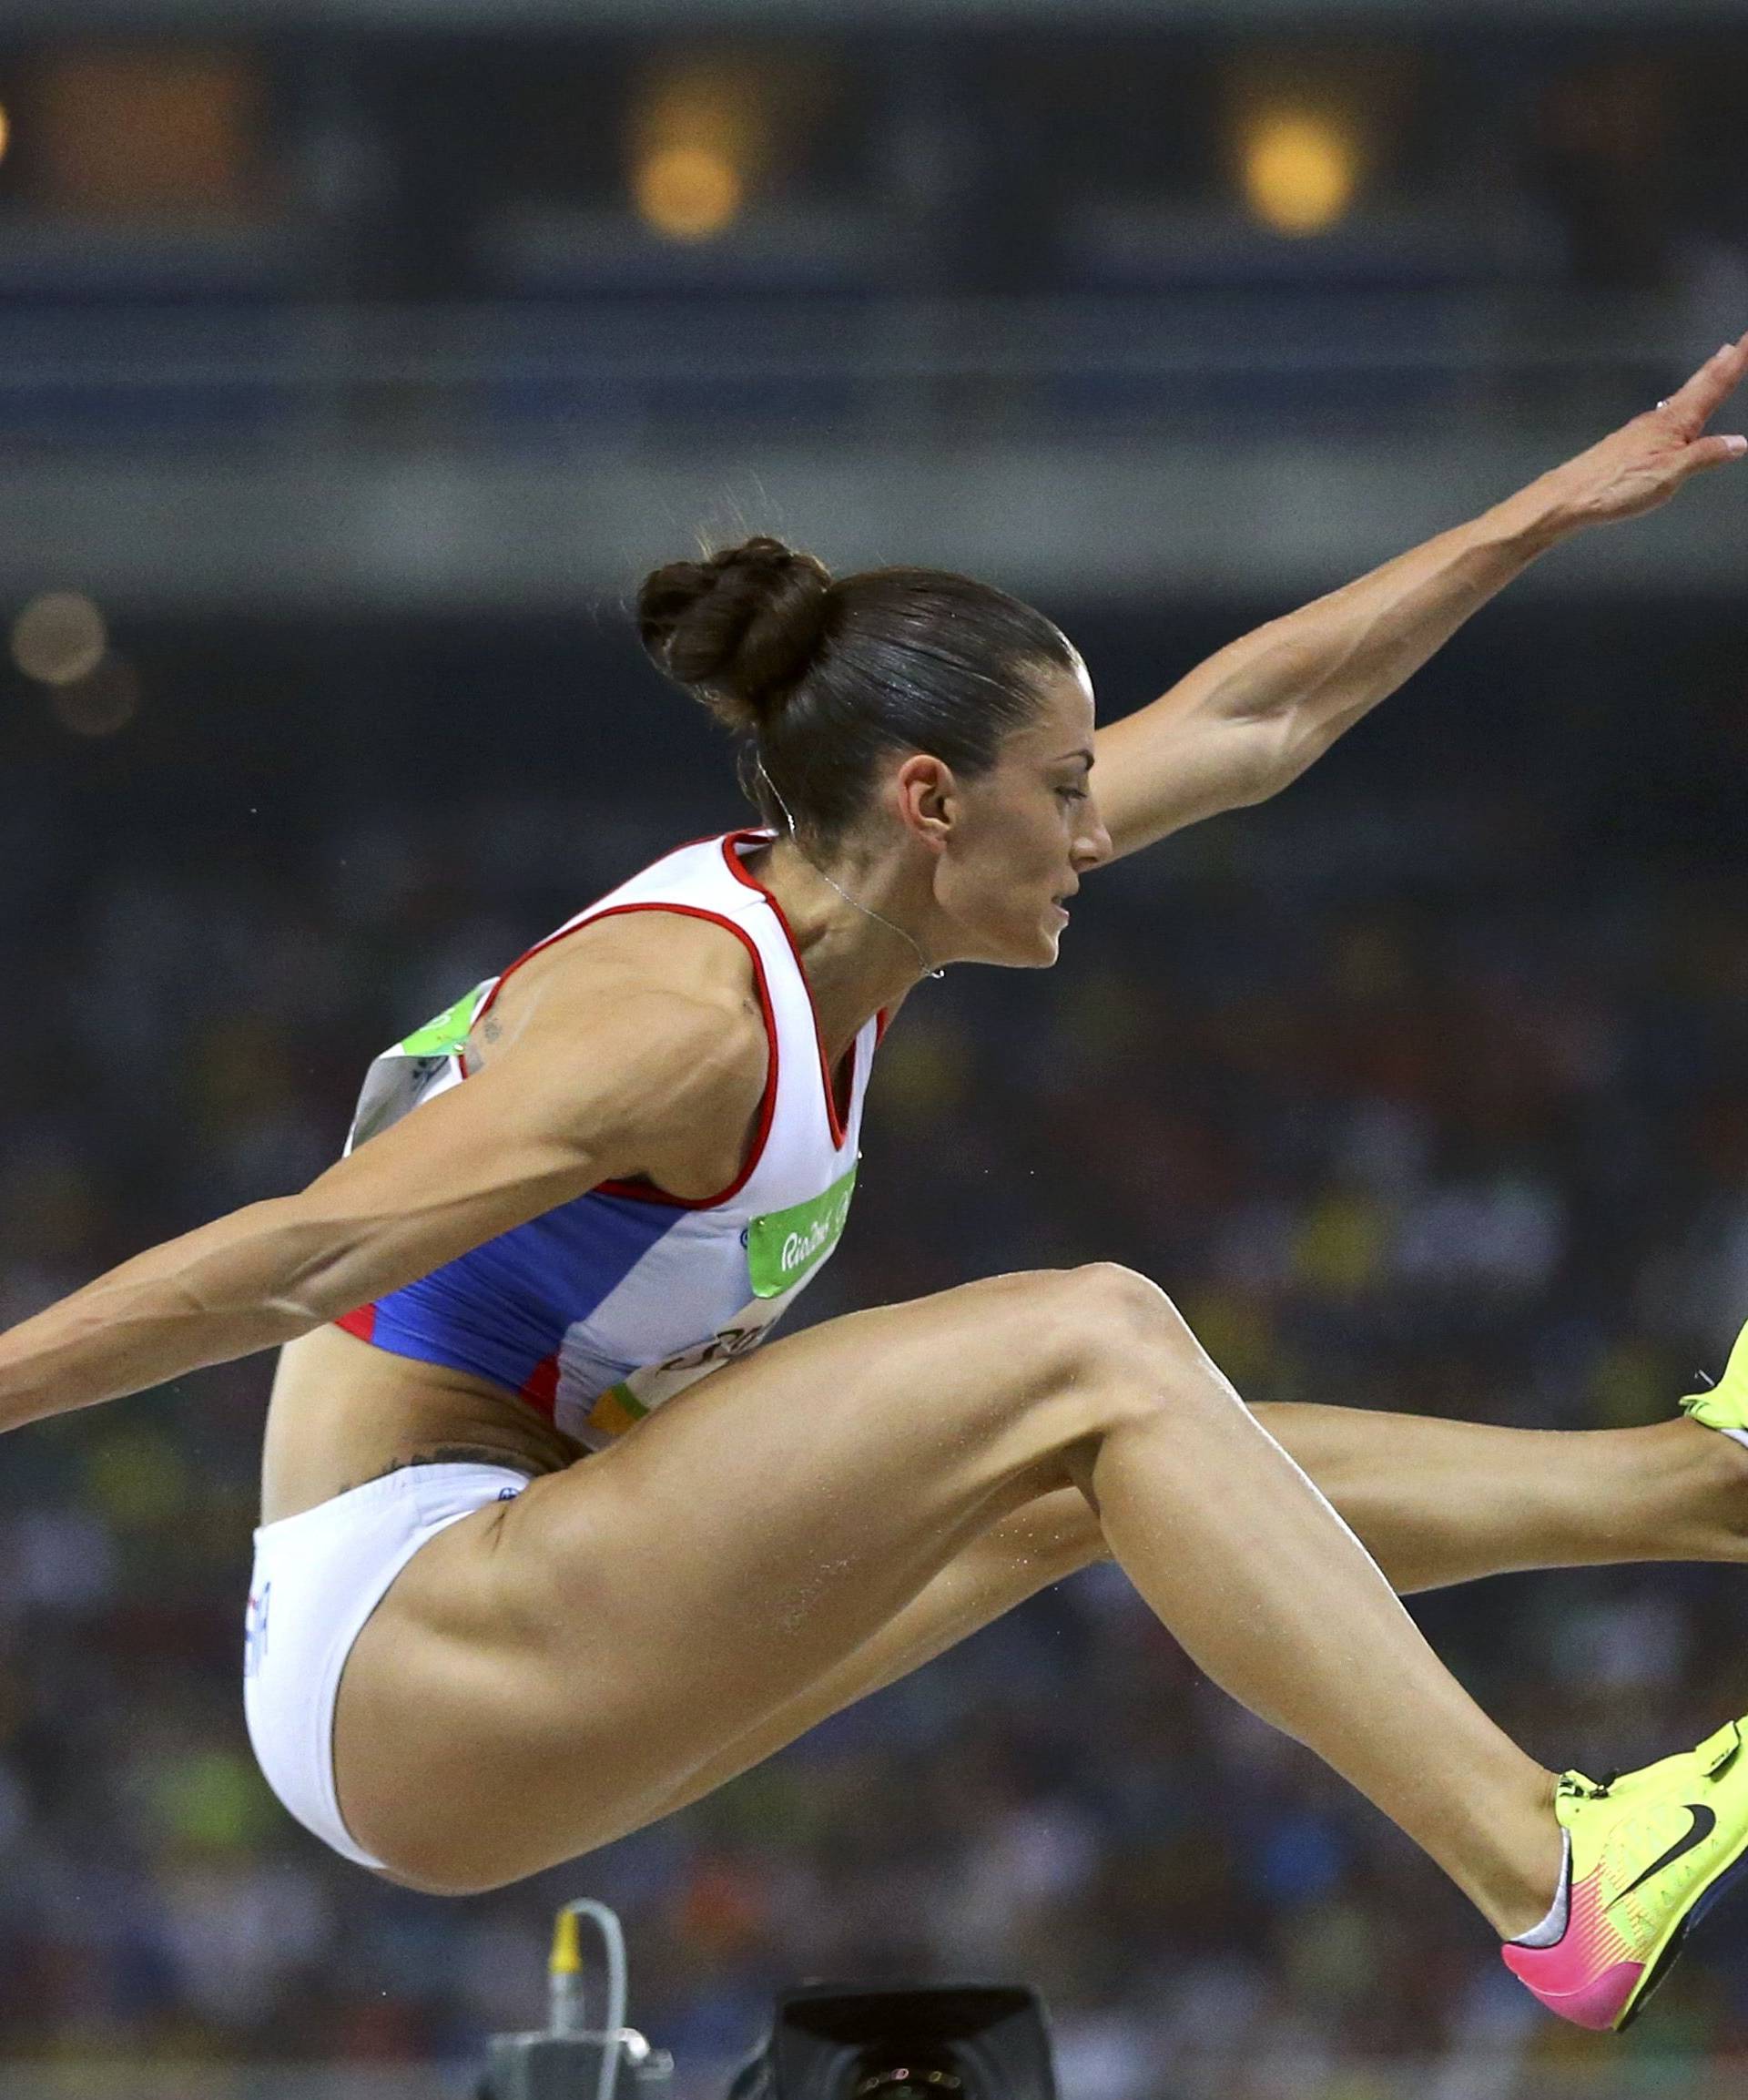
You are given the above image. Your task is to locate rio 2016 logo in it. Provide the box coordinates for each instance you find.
[779,1194,852,1277]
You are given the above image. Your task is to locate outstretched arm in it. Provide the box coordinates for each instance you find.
[0,923,767,1436]
[1094,333,1748,862]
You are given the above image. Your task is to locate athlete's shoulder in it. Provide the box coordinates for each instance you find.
[514,914,770,1198]
[471,905,767,1122]
[538,903,762,1016]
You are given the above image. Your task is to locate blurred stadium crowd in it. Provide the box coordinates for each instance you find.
[5,598,1748,2097]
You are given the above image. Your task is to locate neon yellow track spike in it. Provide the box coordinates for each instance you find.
[1503,1718,1748,2030]
[1681,1319,1748,1447]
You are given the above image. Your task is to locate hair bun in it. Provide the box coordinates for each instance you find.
[637,535,833,732]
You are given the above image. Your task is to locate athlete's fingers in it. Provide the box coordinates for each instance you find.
[1657,331,1748,436]
[1675,431,1748,478]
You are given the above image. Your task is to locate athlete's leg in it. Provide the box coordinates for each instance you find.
[651,1487,1109,1818]
[334,1263,1560,1933]
[651,1408,1748,1818]
[1255,1405,1748,1595]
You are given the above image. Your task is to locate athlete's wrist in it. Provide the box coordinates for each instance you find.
[1470,476,1578,564]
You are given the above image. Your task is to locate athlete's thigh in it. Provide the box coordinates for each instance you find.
[335,1264,1142,1888]
[648,1484,1108,1821]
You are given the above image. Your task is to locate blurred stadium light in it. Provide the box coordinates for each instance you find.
[1241,113,1361,235]
[9,590,107,685]
[629,55,772,241]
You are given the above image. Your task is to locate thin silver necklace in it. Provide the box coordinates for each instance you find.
[756,761,946,983]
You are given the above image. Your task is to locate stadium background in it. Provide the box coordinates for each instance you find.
[5,3,1748,2095]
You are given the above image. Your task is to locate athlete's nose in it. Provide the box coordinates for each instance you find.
[1075,802,1114,870]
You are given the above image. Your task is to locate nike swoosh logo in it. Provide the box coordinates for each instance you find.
[1607,1804,1718,1911]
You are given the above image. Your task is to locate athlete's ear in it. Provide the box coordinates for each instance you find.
[891,753,956,850]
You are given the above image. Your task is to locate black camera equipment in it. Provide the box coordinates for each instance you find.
[479,1901,1060,2100]
[724,1983,1060,2100]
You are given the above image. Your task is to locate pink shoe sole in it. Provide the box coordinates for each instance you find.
[1503,1842,1748,2032]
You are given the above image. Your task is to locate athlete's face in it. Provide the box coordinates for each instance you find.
[933,657,1113,967]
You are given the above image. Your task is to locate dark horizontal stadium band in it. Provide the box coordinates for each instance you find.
[18,0,1748,26]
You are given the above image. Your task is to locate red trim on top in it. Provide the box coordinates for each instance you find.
[520,1351,561,1421]
[564,901,781,1210]
[336,1303,377,1342]
[467,833,744,1045]
[874,1006,891,1046]
[717,830,778,895]
[719,831,856,1148]
[452,838,777,1209]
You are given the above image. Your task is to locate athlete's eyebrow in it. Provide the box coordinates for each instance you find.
[1055,748,1094,768]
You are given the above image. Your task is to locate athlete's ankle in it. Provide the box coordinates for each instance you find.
[1482,1774,1568,1943]
[1668,1415,1748,1565]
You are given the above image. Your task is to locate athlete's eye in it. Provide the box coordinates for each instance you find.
[1057,786,1089,804]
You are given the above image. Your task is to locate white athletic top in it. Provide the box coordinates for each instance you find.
[336,831,879,1449]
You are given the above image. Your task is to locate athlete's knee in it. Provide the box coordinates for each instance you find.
[1062,1262,1207,1379]
[1027,1262,1231,1437]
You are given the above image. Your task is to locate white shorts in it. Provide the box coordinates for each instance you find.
[242,1462,533,1871]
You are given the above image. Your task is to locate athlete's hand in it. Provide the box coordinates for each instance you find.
[1529,331,1748,534]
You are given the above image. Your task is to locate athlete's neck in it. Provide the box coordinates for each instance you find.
[746,835,935,1055]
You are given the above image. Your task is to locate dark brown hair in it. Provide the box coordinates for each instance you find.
[637,535,1078,843]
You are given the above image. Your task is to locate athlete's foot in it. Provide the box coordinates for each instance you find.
[1501,1718,1748,2031]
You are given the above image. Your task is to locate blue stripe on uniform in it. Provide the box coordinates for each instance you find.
[366,1188,683,1397]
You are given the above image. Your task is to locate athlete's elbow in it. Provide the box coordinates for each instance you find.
[1237,706,1349,805]
[1204,719,1303,813]
[247,1197,380,1335]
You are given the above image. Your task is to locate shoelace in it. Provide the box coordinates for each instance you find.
[1557,1770,1618,1803]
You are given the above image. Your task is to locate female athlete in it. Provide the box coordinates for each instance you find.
[6,340,1748,2036]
